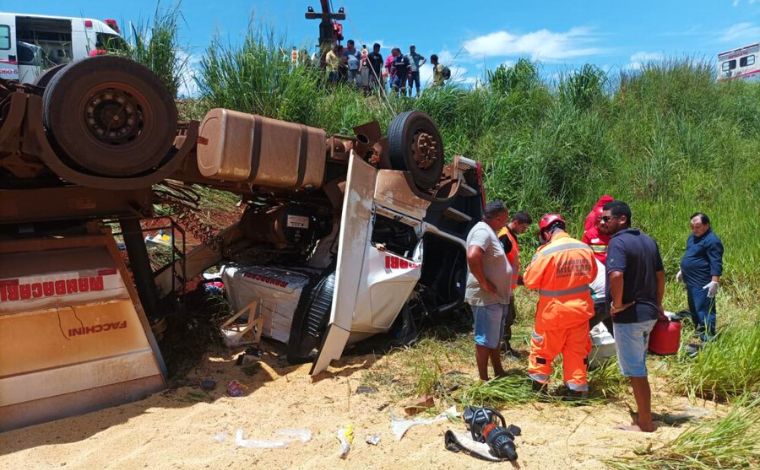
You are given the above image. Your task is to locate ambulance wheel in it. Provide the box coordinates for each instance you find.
[287,272,335,364]
[33,64,68,89]
[43,55,177,177]
[388,111,444,190]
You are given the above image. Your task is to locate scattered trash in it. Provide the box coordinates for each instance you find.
[377,403,389,412]
[337,424,354,458]
[213,432,228,443]
[276,428,312,443]
[235,429,290,449]
[200,378,217,391]
[403,395,435,416]
[226,380,245,397]
[365,434,381,446]
[203,281,224,295]
[236,347,263,366]
[356,385,377,394]
[391,405,458,441]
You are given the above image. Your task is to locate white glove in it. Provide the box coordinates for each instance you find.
[676,270,683,283]
[703,281,719,298]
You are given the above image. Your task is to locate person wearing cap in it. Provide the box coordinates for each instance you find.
[676,212,723,342]
[465,200,513,381]
[582,195,614,264]
[497,211,532,357]
[523,213,597,398]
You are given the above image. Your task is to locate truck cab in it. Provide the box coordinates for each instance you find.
[717,42,759,82]
[0,12,123,83]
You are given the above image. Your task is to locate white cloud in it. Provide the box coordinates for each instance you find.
[177,51,201,98]
[627,51,664,70]
[462,27,603,61]
[720,22,760,42]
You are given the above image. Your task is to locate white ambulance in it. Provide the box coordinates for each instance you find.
[717,42,759,82]
[0,12,123,83]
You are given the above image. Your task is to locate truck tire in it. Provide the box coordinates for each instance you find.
[287,272,335,364]
[43,56,177,177]
[387,111,444,190]
[33,64,67,89]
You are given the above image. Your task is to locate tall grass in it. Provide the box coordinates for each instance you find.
[122,3,187,98]
[669,321,760,401]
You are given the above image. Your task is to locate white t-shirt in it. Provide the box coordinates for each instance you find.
[589,258,606,302]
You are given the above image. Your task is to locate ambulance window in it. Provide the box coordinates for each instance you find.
[740,55,755,67]
[0,25,10,50]
[96,32,128,52]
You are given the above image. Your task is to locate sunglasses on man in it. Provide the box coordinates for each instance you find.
[600,215,619,223]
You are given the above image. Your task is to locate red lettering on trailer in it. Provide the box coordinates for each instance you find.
[384,254,420,271]
[242,272,289,288]
[0,274,108,304]
[68,321,127,337]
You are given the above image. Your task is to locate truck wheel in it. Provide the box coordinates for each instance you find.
[33,64,67,89]
[43,56,177,177]
[287,272,335,364]
[387,111,444,190]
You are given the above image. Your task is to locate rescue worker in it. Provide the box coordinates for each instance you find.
[582,195,614,264]
[497,211,532,357]
[523,214,597,397]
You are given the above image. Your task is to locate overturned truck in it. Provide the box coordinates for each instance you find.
[0,56,484,429]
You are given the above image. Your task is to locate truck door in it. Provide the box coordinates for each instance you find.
[310,153,377,376]
[0,14,18,80]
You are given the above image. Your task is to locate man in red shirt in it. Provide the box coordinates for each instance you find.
[582,195,614,264]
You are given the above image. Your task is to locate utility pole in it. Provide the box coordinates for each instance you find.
[305,1,346,65]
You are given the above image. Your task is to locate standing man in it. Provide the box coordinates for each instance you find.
[343,39,361,86]
[325,44,340,84]
[391,48,410,96]
[582,194,614,264]
[523,214,597,398]
[430,54,448,87]
[497,211,532,357]
[405,45,426,97]
[599,200,665,433]
[466,200,513,381]
[676,213,723,342]
[367,43,384,92]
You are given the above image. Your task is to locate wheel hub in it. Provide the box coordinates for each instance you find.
[85,88,143,145]
[411,131,438,170]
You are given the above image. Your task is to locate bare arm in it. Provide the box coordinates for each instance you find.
[608,271,634,315]
[467,246,496,294]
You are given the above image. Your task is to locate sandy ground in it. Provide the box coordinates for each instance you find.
[0,345,717,470]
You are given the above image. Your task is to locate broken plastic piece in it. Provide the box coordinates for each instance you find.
[277,428,312,443]
[365,434,381,445]
[235,429,290,449]
[391,405,458,441]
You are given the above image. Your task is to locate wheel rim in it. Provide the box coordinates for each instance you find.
[82,84,147,146]
[410,130,439,170]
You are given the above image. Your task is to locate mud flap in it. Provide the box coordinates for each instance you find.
[310,153,377,376]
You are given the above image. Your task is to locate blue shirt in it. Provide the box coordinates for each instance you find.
[606,228,664,324]
[680,229,723,287]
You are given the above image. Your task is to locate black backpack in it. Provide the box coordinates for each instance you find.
[441,65,451,80]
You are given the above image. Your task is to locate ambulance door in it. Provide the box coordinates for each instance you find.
[0,14,18,80]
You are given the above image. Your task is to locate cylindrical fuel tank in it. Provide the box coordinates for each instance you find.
[197,108,327,189]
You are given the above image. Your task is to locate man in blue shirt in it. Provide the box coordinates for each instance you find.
[599,200,665,433]
[676,212,723,341]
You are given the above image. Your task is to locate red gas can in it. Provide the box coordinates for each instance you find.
[648,319,681,355]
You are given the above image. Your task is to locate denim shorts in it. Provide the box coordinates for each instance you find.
[472,303,508,349]
[613,319,657,377]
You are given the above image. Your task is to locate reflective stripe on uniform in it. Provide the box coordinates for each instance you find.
[534,242,591,258]
[529,373,549,383]
[566,381,589,392]
[538,285,591,297]
[590,245,607,253]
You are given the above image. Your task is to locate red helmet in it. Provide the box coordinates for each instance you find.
[538,213,566,232]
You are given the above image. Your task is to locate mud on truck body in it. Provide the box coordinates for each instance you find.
[0,55,484,429]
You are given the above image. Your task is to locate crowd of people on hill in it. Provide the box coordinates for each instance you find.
[465,197,723,433]
[294,40,450,96]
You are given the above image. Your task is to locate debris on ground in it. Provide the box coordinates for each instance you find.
[391,406,458,441]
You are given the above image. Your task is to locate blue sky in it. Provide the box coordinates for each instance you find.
[4,0,760,94]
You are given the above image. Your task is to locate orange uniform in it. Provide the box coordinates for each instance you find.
[497,227,520,291]
[523,231,597,391]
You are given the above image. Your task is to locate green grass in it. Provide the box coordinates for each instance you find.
[607,395,760,469]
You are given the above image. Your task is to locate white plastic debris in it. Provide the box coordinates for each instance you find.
[234,429,290,449]
[213,432,228,443]
[365,434,381,446]
[276,428,312,443]
[337,424,354,458]
[391,405,458,441]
